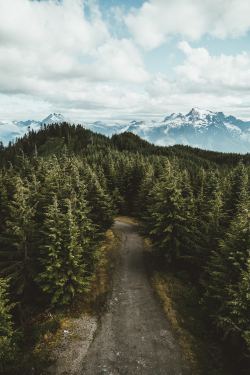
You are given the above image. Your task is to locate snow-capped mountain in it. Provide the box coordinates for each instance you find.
[0,119,40,145]
[85,108,250,153]
[41,113,66,125]
[0,113,66,144]
[1,109,250,153]
[84,121,128,137]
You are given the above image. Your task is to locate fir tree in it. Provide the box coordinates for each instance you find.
[0,278,16,373]
[148,170,189,264]
[36,195,64,306]
[223,162,249,226]
[204,199,250,346]
[85,169,114,234]
[60,197,88,305]
[0,176,36,309]
[227,255,250,355]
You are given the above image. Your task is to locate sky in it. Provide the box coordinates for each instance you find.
[1,0,250,122]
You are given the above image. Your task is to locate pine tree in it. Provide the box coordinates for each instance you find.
[136,164,155,221]
[223,162,249,226]
[0,278,15,372]
[73,187,96,275]
[0,176,36,309]
[111,187,126,214]
[0,171,8,233]
[36,195,64,306]
[204,199,250,346]
[177,169,200,275]
[59,197,88,305]
[148,168,190,264]
[227,255,250,354]
[196,170,224,272]
[85,169,114,234]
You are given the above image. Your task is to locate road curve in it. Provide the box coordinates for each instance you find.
[81,219,190,375]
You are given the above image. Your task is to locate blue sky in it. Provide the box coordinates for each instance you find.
[0,0,250,122]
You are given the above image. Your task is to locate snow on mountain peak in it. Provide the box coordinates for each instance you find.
[163,113,184,123]
[1,109,250,153]
[163,108,221,125]
[42,113,65,124]
[186,108,215,120]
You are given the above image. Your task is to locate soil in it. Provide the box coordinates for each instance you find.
[48,314,97,375]
[81,218,190,375]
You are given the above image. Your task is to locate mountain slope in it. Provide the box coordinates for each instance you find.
[115,108,250,153]
[1,108,250,152]
[41,113,66,125]
[1,123,249,169]
[0,113,66,145]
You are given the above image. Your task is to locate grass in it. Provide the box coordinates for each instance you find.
[151,271,227,375]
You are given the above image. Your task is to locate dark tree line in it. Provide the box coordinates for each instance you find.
[139,161,250,373]
[0,123,249,373]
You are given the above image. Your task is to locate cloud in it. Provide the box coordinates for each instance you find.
[177,41,250,92]
[125,0,250,50]
[145,43,250,118]
[92,39,149,83]
[1,0,250,122]
[0,0,148,116]
[0,0,108,52]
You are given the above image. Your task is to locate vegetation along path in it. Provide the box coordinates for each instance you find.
[81,218,190,375]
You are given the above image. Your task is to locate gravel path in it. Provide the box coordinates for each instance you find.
[81,219,190,375]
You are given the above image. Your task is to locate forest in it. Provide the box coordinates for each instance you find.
[0,123,249,374]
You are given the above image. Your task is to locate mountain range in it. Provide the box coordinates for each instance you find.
[1,108,250,153]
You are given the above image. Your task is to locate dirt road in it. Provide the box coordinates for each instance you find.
[81,219,190,375]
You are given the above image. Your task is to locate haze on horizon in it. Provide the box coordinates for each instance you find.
[1,0,250,122]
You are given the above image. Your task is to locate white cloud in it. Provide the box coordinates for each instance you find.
[0,0,108,52]
[0,92,51,122]
[177,41,250,92]
[1,0,250,122]
[145,43,250,118]
[92,39,149,83]
[125,0,250,50]
[0,0,149,119]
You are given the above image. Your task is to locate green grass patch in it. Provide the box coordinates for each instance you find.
[152,272,228,375]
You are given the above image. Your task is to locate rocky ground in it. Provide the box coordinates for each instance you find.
[80,219,190,375]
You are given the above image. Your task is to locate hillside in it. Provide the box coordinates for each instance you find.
[0,123,249,374]
[1,108,250,153]
[1,122,250,168]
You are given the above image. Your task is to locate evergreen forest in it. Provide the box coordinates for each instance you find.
[0,123,249,374]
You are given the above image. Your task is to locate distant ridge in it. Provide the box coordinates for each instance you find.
[1,108,250,153]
